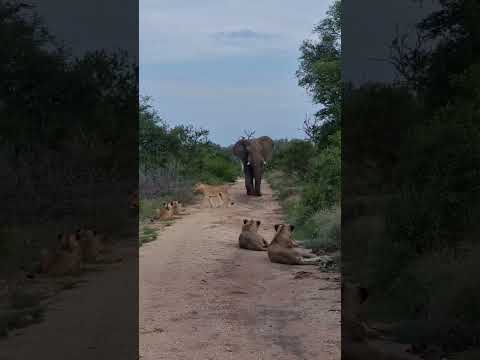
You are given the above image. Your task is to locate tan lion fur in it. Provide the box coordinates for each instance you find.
[193,183,233,208]
[238,219,269,251]
[40,233,82,276]
[171,200,185,215]
[151,202,174,221]
[267,224,322,265]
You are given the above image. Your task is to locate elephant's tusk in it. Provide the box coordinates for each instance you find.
[247,161,251,166]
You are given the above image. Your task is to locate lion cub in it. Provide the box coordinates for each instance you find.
[267,224,322,265]
[218,192,235,208]
[193,183,232,208]
[238,219,269,251]
[40,233,82,276]
[151,202,174,222]
[76,227,114,262]
[171,200,184,215]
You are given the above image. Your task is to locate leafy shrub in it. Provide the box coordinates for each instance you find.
[297,206,340,251]
[138,98,240,223]
[270,140,316,177]
[267,131,340,253]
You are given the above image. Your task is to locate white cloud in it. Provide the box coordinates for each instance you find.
[140,0,328,64]
[139,0,332,144]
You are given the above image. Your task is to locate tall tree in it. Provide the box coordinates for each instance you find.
[296,0,341,146]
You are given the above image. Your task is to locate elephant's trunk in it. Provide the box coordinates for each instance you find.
[243,161,254,195]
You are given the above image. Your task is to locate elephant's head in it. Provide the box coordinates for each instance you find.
[232,136,273,169]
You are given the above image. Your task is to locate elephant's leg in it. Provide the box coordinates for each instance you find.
[244,165,254,195]
[254,175,262,196]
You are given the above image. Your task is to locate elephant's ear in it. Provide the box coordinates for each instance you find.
[257,136,274,161]
[232,139,250,161]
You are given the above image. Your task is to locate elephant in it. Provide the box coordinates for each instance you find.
[232,136,274,196]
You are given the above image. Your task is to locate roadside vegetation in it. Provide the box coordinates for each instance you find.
[139,97,240,223]
[0,1,137,337]
[267,0,341,255]
[342,0,480,353]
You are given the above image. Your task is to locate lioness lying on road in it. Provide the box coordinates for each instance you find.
[267,224,322,265]
[76,227,114,262]
[151,202,174,222]
[238,219,269,251]
[171,200,185,215]
[39,227,120,276]
[193,183,234,208]
[40,232,82,276]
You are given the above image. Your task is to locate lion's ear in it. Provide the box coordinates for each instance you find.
[256,220,261,227]
[243,219,248,224]
[274,224,281,232]
[290,224,295,232]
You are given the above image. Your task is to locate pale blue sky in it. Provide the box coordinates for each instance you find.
[140,0,331,146]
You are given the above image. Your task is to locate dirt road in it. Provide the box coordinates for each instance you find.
[0,245,138,360]
[140,179,340,360]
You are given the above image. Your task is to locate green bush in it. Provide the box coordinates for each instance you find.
[194,152,239,184]
[270,139,316,177]
[300,135,340,213]
[267,131,341,253]
[139,98,240,188]
[296,206,340,251]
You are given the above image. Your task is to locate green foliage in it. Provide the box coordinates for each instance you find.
[268,131,340,252]
[1,1,138,248]
[344,0,480,350]
[0,0,138,169]
[139,97,239,186]
[269,140,315,176]
[138,97,240,217]
[139,226,158,246]
[302,130,341,210]
[296,206,340,252]
[297,0,341,146]
[267,1,342,254]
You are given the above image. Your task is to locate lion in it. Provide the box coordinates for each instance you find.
[40,232,82,276]
[218,192,235,208]
[238,219,269,251]
[193,183,232,208]
[171,200,184,215]
[75,228,101,262]
[151,202,174,222]
[75,227,115,262]
[267,224,322,265]
[193,183,228,195]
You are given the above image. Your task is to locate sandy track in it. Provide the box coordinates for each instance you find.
[0,246,138,360]
[140,179,340,360]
